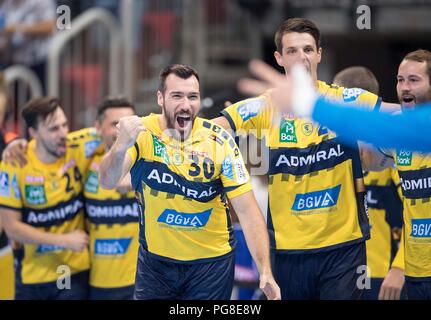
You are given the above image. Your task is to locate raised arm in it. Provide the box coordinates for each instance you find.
[99,116,145,189]
[229,190,280,300]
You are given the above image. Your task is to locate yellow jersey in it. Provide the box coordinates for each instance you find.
[127,114,252,262]
[84,152,140,288]
[387,149,431,279]
[0,128,100,284]
[364,168,403,278]
[221,81,380,252]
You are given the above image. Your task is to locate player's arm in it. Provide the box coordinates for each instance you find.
[0,208,88,252]
[229,190,280,300]
[99,116,145,189]
[359,143,394,171]
[212,116,232,130]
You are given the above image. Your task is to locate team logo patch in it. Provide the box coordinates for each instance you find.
[411,219,431,238]
[0,172,10,197]
[85,140,101,158]
[172,152,184,166]
[279,119,297,143]
[12,174,20,199]
[342,88,364,102]
[396,150,412,166]
[221,156,234,180]
[152,135,170,164]
[94,238,132,255]
[237,99,263,121]
[292,185,342,211]
[85,171,99,193]
[301,123,313,136]
[25,185,47,205]
[157,208,213,228]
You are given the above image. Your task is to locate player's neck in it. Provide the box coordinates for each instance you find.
[34,141,59,164]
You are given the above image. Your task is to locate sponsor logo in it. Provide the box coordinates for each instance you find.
[86,202,139,219]
[157,208,212,228]
[147,169,217,200]
[233,158,248,184]
[25,185,47,205]
[94,238,132,255]
[234,148,240,158]
[36,244,64,253]
[12,174,20,199]
[292,185,341,211]
[0,172,10,197]
[400,176,431,192]
[237,99,263,121]
[301,123,313,136]
[85,140,101,158]
[85,171,99,194]
[275,145,345,167]
[342,88,364,102]
[26,198,84,225]
[279,119,297,143]
[221,156,234,180]
[209,134,224,146]
[172,152,184,166]
[397,150,412,166]
[152,135,170,164]
[411,219,431,238]
[25,175,44,184]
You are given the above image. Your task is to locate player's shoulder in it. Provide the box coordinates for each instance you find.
[227,93,270,118]
[195,117,238,150]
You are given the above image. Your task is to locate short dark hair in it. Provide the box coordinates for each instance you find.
[274,18,321,53]
[22,96,62,129]
[403,49,431,84]
[333,66,380,95]
[97,96,136,120]
[158,64,200,93]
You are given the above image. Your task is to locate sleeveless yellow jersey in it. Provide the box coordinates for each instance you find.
[0,128,100,284]
[387,149,431,279]
[221,81,380,252]
[127,114,252,263]
[84,152,140,288]
[364,168,403,278]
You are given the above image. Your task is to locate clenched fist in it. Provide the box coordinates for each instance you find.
[115,116,147,150]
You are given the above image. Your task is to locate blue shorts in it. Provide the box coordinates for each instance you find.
[273,242,366,300]
[15,271,89,300]
[405,279,431,300]
[89,285,134,300]
[134,246,235,300]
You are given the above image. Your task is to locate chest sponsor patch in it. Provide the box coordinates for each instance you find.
[25,185,47,205]
[157,208,212,228]
[292,185,342,211]
[279,119,297,143]
[94,238,133,255]
[396,150,413,166]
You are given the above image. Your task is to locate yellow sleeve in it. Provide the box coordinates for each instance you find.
[127,129,154,170]
[219,133,252,199]
[220,94,271,138]
[340,87,381,111]
[391,227,405,270]
[67,127,102,173]
[0,162,23,210]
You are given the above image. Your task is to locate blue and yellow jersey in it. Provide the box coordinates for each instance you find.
[0,128,100,284]
[221,81,380,252]
[364,168,403,278]
[387,149,431,279]
[84,152,140,288]
[128,114,252,263]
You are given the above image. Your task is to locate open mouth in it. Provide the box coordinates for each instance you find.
[176,114,192,128]
[401,95,415,107]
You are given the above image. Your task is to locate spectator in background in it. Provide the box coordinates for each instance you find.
[0,0,57,92]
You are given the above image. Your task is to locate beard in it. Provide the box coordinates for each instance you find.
[162,103,195,141]
[40,136,67,158]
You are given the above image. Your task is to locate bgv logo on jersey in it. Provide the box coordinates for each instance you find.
[397,150,412,166]
[36,244,64,253]
[94,238,133,255]
[157,208,212,228]
[292,185,342,211]
[237,99,263,121]
[411,219,431,238]
[342,88,364,102]
[25,185,47,205]
[0,172,10,197]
